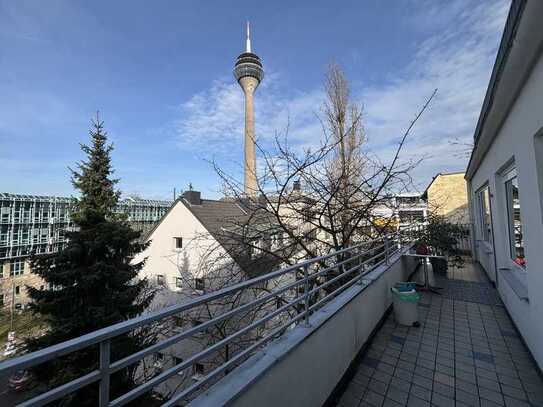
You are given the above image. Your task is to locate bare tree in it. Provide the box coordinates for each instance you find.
[149,65,436,403]
[213,64,436,263]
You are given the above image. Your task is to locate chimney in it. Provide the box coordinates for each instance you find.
[293,180,301,192]
[182,190,201,205]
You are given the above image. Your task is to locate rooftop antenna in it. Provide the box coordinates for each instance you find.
[246,21,251,53]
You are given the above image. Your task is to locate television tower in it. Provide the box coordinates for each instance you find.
[234,22,264,197]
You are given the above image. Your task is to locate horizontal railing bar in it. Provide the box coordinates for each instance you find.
[110,277,304,374]
[163,242,404,406]
[17,370,101,407]
[308,244,385,282]
[110,291,307,406]
[0,235,413,407]
[115,243,393,397]
[0,237,391,376]
[162,311,309,407]
[307,262,363,298]
[307,268,366,315]
[307,242,384,279]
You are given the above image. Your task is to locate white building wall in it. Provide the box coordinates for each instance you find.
[469,51,543,368]
[135,201,233,291]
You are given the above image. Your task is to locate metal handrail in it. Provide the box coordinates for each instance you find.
[0,230,415,406]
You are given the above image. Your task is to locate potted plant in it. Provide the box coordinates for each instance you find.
[415,215,464,273]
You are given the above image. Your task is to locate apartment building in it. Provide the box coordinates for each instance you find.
[0,193,172,309]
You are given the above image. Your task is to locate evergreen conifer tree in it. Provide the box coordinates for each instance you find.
[26,113,155,405]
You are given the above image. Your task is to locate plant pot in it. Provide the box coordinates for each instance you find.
[430,257,448,274]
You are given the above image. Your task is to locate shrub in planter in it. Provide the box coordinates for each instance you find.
[414,215,465,270]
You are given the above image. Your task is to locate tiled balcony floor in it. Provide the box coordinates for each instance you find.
[336,259,543,407]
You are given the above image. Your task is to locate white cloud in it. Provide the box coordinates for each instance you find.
[362,0,510,189]
[175,0,509,191]
[176,72,324,158]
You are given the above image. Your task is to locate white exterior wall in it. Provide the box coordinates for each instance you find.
[135,201,233,290]
[469,51,543,368]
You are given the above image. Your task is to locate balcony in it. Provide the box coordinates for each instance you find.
[0,233,541,407]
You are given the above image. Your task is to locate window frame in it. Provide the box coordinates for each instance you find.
[10,260,25,277]
[503,168,526,269]
[194,278,205,292]
[476,185,492,243]
[173,237,183,250]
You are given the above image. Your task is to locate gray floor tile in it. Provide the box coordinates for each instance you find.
[478,387,504,405]
[408,394,431,407]
[364,389,385,407]
[500,384,527,401]
[477,376,501,392]
[433,381,455,399]
[502,395,531,407]
[434,372,455,387]
[334,261,542,407]
[368,378,389,396]
[383,398,403,407]
[410,384,432,401]
[431,391,455,407]
[387,385,409,405]
[456,388,480,407]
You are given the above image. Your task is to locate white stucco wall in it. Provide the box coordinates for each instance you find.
[135,200,233,290]
[469,51,543,368]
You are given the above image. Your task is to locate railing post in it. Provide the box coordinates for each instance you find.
[99,339,111,407]
[303,264,310,327]
[358,247,366,285]
[385,238,390,265]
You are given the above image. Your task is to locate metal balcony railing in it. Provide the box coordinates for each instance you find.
[0,230,418,407]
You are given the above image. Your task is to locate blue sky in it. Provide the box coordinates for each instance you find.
[0,0,509,199]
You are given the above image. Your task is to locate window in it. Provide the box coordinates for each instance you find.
[174,237,183,249]
[156,275,165,285]
[15,286,20,295]
[175,277,182,289]
[10,261,24,276]
[504,169,525,267]
[192,363,204,375]
[477,186,492,242]
[398,210,425,223]
[194,278,205,291]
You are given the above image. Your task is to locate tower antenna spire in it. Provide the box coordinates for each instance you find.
[246,21,251,53]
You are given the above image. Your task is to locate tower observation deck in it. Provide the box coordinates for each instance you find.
[234,22,263,197]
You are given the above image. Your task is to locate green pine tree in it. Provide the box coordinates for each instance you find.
[26,113,156,405]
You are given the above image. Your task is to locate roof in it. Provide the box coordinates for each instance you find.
[466,0,543,179]
[145,195,283,278]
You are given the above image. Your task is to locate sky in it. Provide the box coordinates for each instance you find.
[0,0,510,200]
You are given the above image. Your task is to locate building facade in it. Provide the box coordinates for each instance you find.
[0,193,172,309]
[370,193,428,231]
[466,0,543,369]
[424,172,469,224]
